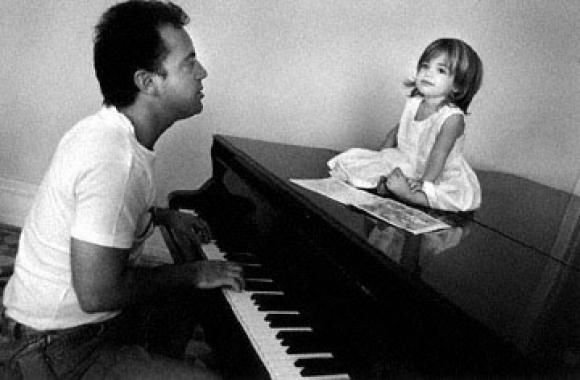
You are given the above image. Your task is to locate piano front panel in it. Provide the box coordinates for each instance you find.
[173,135,580,378]
[203,137,532,377]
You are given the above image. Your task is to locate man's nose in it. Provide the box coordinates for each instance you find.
[195,62,208,80]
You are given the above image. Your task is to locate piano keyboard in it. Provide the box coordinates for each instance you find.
[202,242,351,380]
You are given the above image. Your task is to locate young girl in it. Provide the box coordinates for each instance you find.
[328,38,483,212]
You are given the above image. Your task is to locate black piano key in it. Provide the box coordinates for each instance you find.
[265,313,310,328]
[276,330,322,342]
[244,279,280,292]
[286,340,331,354]
[251,293,299,311]
[276,331,331,354]
[241,264,269,279]
[224,251,260,264]
[294,358,348,377]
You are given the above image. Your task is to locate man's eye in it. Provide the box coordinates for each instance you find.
[185,58,197,69]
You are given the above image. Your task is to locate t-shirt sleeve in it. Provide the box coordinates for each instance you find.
[70,159,148,249]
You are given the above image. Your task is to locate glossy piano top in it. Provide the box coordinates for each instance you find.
[215,135,580,264]
[213,134,580,370]
[475,170,580,261]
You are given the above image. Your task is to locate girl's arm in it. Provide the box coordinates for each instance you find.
[421,114,465,183]
[381,124,399,149]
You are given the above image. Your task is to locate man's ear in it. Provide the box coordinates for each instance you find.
[133,69,160,96]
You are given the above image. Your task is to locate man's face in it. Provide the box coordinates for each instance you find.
[157,25,207,120]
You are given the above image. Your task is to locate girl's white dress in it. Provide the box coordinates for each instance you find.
[327,96,481,211]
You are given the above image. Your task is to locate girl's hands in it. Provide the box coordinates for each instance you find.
[376,168,430,207]
[377,168,423,196]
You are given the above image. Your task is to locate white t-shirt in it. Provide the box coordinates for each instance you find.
[3,107,157,330]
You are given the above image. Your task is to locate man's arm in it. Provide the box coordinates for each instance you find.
[71,238,243,313]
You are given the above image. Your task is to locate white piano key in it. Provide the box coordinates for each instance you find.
[202,242,350,380]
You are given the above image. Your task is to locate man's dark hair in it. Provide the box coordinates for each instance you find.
[94,0,189,107]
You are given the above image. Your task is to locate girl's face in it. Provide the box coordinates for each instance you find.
[415,53,456,104]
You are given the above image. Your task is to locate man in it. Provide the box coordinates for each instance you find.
[0,1,243,378]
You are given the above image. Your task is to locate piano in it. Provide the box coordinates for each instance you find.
[163,134,580,379]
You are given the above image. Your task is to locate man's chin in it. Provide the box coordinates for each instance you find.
[173,106,203,122]
[185,103,204,117]
[192,104,203,116]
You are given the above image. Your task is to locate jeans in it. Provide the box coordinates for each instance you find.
[0,290,221,380]
[0,313,116,379]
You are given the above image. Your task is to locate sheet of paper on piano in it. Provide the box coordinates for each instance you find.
[290,177,450,235]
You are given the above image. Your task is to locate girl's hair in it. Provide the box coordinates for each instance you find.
[405,38,483,113]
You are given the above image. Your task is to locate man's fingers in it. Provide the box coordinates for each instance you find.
[216,264,244,292]
[226,262,243,274]
[231,276,245,292]
[191,219,212,243]
[225,261,244,291]
[177,212,213,242]
[214,261,245,291]
[222,277,243,292]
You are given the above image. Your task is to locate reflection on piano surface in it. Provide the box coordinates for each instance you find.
[164,135,580,379]
[365,216,472,274]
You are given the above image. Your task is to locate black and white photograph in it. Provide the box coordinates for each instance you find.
[0,1,578,379]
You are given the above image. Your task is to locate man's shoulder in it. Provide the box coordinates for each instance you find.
[65,108,131,151]
[52,109,133,175]
[71,107,126,135]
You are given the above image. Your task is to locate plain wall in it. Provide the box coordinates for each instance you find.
[1,0,579,207]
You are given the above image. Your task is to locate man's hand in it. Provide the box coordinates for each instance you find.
[170,210,212,243]
[155,207,212,243]
[189,260,245,292]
